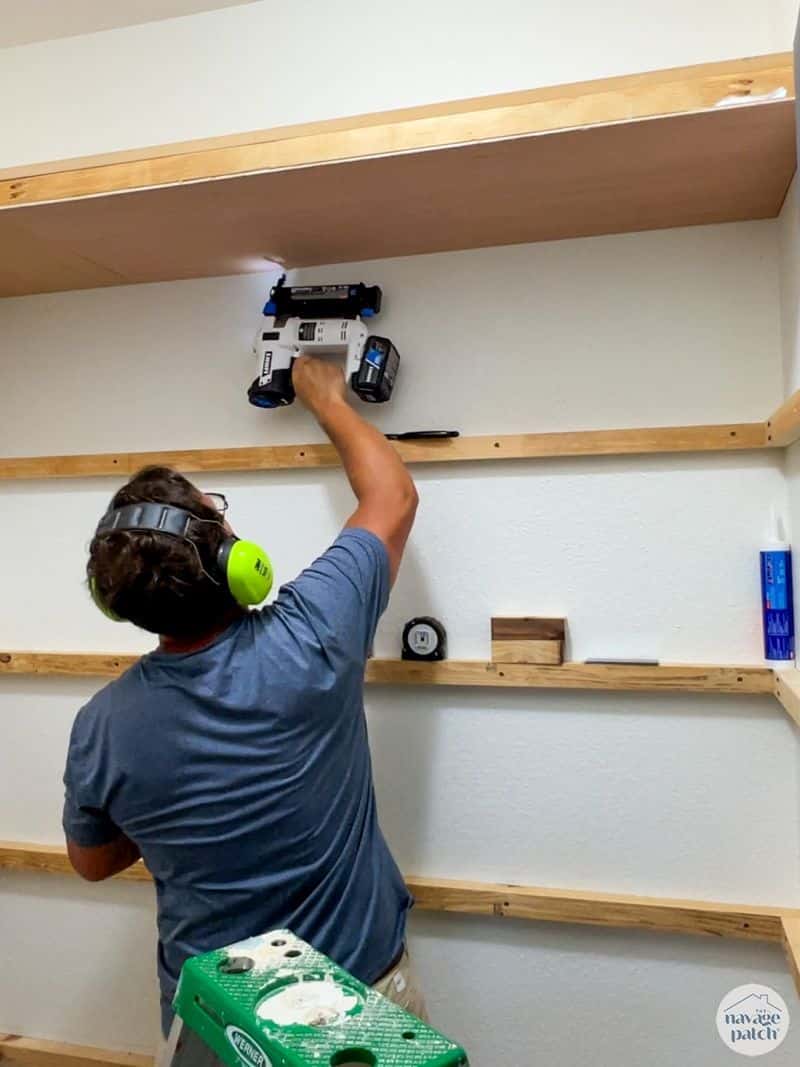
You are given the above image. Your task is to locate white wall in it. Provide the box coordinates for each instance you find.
[0,0,796,170]
[2,3,800,1065]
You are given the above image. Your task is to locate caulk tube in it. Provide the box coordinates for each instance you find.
[760,511,795,661]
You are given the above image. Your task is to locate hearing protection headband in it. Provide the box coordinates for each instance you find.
[90,502,273,621]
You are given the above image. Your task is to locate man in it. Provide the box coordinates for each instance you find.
[62,356,422,1045]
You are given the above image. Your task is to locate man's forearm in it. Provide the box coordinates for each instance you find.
[67,832,141,882]
[292,356,418,579]
[316,397,416,508]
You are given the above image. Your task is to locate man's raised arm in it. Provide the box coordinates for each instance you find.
[293,356,418,584]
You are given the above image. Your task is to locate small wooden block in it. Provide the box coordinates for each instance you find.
[491,617,566,664]
[491,639,564,665]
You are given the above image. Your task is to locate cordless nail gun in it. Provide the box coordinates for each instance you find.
[249,275,400,408]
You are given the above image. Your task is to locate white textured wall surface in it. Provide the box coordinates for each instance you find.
[0,0,795,170]
[0,224,784,456]
[1,224,799,1063]
[0,0,258,50]
[408,912,799,1067]
[0,874,159,1051]
[780,178,800,397]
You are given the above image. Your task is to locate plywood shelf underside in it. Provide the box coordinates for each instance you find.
[0,54,794,297]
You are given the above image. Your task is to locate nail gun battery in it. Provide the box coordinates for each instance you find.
[351,336,400,403]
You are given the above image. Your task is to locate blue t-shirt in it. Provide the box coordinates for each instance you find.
[62,528,412,1035]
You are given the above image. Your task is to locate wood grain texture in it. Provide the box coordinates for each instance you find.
[364,660,775,694]
[408,876,796,942]
[491,617,566,640]
[1,56,791,207]
[0,423,769,482]
[774,669,800,728]
[0,1034,151,1067]
[0,57,793,295]
[782,917,800,997]
[2,841,797,946]
[0,652,138,677]
[0,653,774,694]
[0,841,150,883]
[490,639,564,665]
[767,389,800,447]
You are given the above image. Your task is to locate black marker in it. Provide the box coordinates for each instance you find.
[385,430,460,441]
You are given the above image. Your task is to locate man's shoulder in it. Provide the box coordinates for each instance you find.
[71,661,144,737]
[276,528,388,604]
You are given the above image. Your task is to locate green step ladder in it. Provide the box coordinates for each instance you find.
[163,929,468,1067]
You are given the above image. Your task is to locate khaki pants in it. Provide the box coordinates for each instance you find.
[372,946,429,1022]
[156,946,428,1063]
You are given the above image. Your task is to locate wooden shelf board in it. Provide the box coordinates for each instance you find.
[0,54,793,297]
[774,669,800,728]
[0,422,769,481]
[0,1034,151,1067]
[0,652,137,678]
[767,388,800,448]
[2,841,796,946]
[365,660,775,694]
[0,840,143,883]
[783,917,800,997]
[410,875,794,943]
[0,652,774,694]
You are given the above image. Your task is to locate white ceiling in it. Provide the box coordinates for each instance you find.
[0,0,259,49]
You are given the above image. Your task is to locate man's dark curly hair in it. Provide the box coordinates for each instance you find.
[87,466,237,638]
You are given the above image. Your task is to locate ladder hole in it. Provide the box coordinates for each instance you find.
[330,1050,376,1067]
[218,955,254,975]
[194,994,224,1026]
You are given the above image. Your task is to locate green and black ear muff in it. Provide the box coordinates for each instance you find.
[217,538,274,607]
[89,575,125,622]
[90,501,274,619]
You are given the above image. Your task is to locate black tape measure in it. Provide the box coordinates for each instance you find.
[402,617,447,661]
